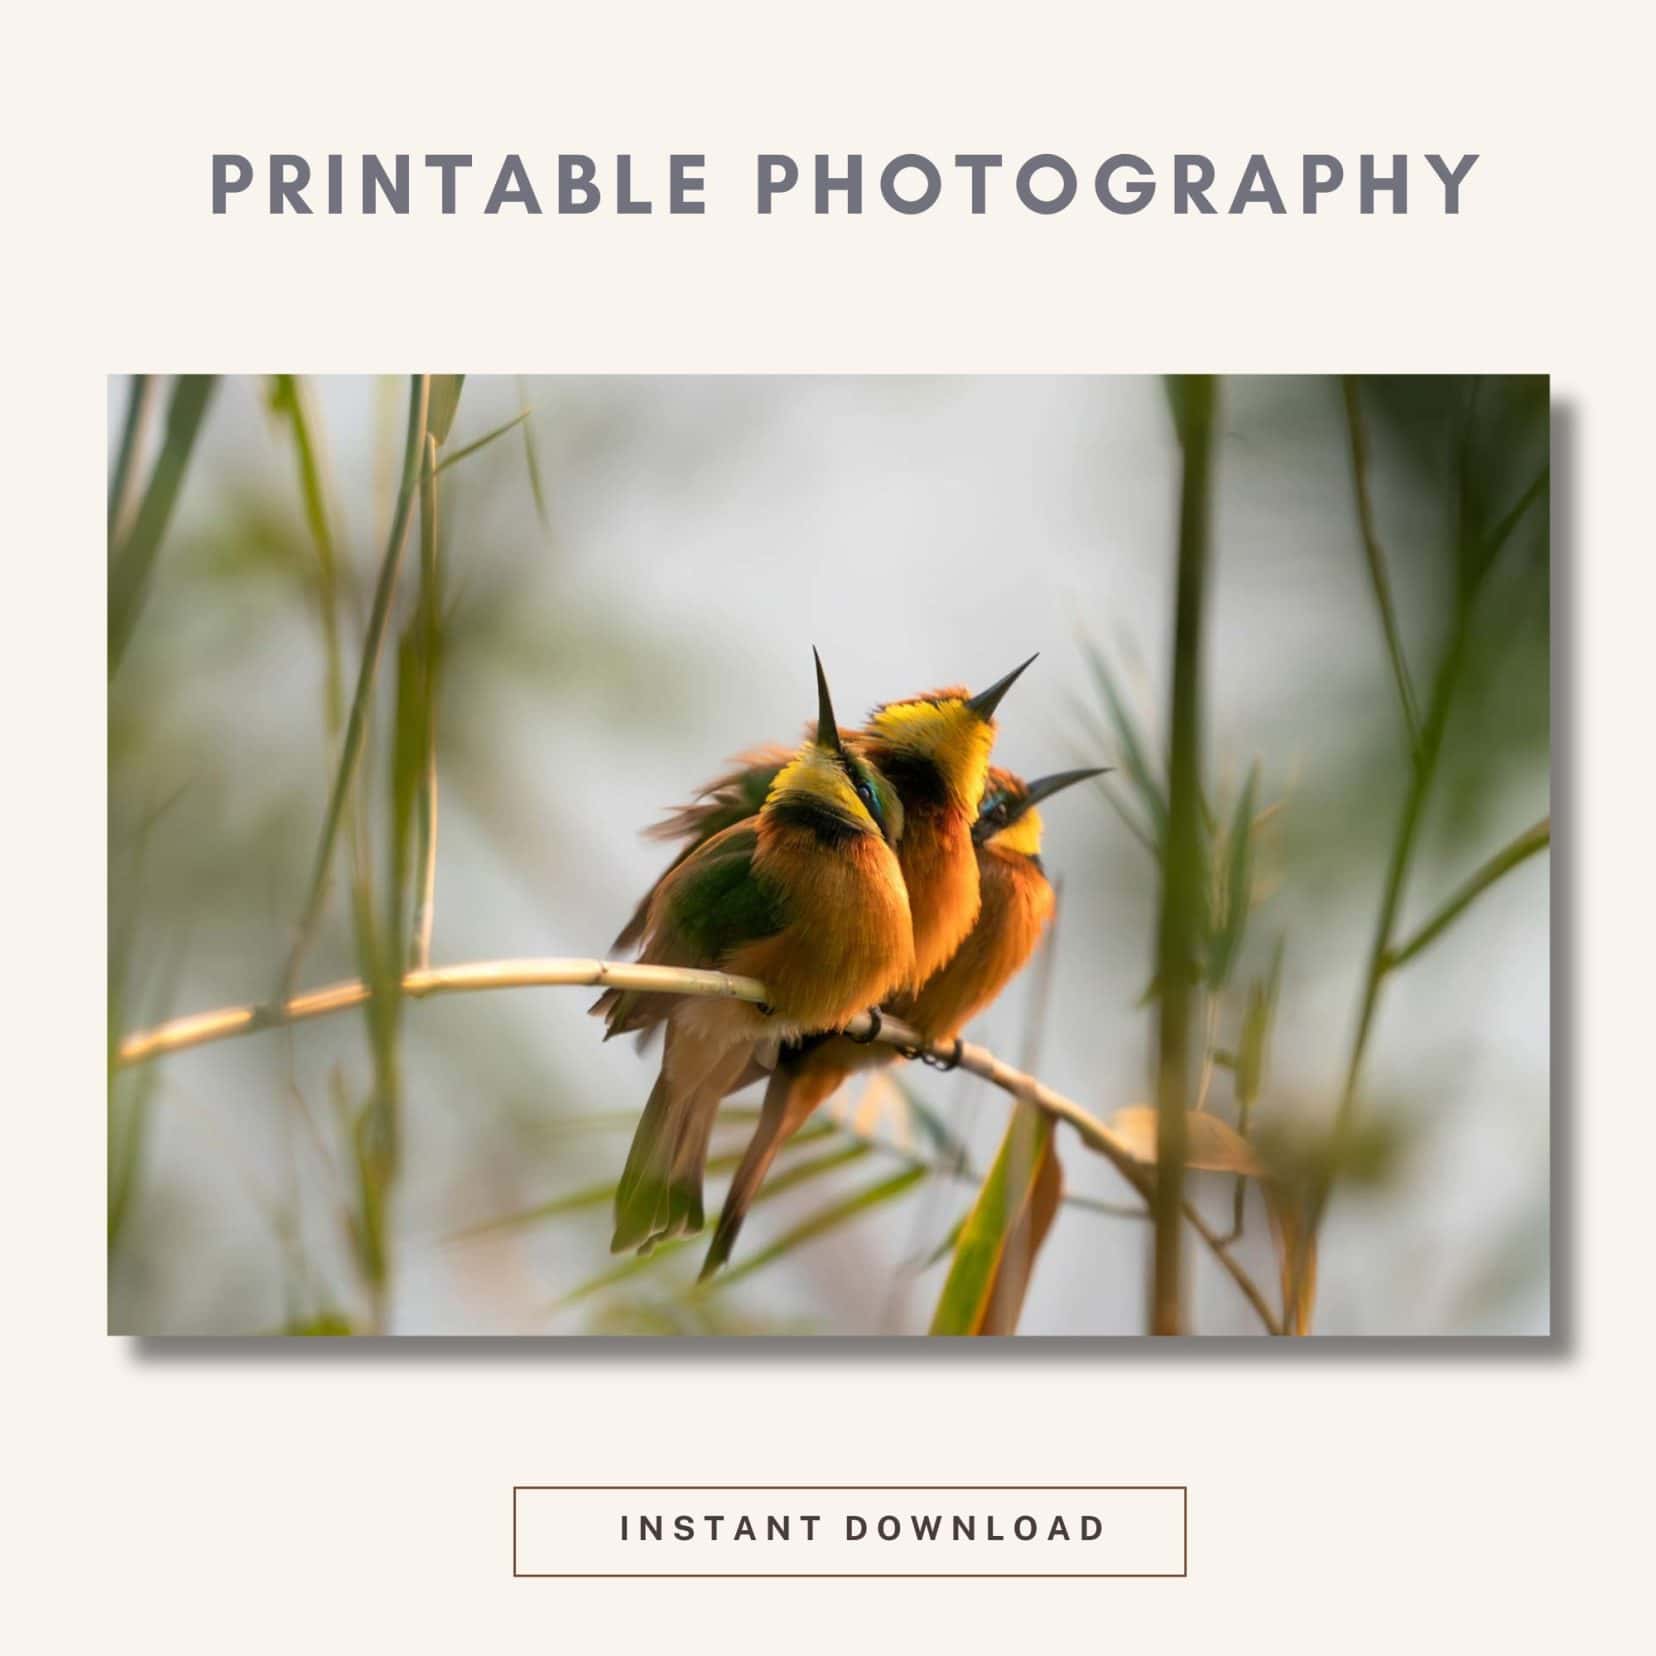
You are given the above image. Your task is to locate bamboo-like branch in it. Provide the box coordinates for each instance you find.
[114,956,1282,1334]
[411,433,441,970]
[1341,376,1422,756]
[279,375,430,999]
[1383,817,1550,971]
[119,959,762,1065]
[1151,375,1217,1335]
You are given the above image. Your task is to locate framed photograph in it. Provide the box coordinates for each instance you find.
[108,372,1550,1337]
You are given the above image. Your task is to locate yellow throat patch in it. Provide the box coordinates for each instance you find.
[986,804,1043,858]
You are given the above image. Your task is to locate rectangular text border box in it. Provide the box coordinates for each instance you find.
[513,1485,1188,1578]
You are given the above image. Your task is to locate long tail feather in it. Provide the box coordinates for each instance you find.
[611,1069,678,1253]
[611,1022,754,1255]
[699,1060,843,1280]
[699,1070,794,1280]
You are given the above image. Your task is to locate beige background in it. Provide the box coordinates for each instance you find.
[8,0,1647,1649]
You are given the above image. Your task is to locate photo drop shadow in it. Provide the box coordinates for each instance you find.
[130,395,1576,1372]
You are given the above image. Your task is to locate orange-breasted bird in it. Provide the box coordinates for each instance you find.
[607,659,1036,1264]
[596,652,915,1255]
[616,658,1036,981]
[700,761,1103,1277]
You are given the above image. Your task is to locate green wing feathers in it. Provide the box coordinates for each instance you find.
[593,823,786,1038]
[663,826,787,960]
[612,749,791,949]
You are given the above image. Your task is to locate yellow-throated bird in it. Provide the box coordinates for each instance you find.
[701,762,1103,1278]
[897,764,1105,1038]
[609,656,1045,1274]
[596,652,914,1255]
[617,658,1036,984]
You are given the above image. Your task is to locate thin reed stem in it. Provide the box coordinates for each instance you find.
[279,375,430,999]
[1152,375,1218,1335]
[433,408,532,475]
[1384,817,1550,971]
[411,433,441,969]
[1341,376,1422,756]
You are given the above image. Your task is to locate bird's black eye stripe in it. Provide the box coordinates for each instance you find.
[972,787,1030,845]
[837,755,884,828]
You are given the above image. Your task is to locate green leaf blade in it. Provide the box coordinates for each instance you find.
[1207,762,1259,989]
[930,1104,1055,1335]
[434,408,535,476]
[109,375,218,673]
[1080,641,1168,839]
[426,375,466,444]
[707,1161,925,1293]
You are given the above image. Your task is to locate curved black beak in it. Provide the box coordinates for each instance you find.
[1020,766,1109,809]
[813,647,846,756]
[965,652,1039,722]
[975,766,1109,844]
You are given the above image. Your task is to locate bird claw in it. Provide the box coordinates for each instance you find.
[847,1007,883,1045]
[920,1037,965,1072]
[894,1036,962,1070]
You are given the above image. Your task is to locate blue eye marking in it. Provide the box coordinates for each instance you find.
[853,765,884,829]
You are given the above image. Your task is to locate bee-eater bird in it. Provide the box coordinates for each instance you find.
[616,656,1037,987]
[896,764,1106,1039]
[597,652,915,1255]
[700,762,1104,1279]
[859,657,1039,984]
